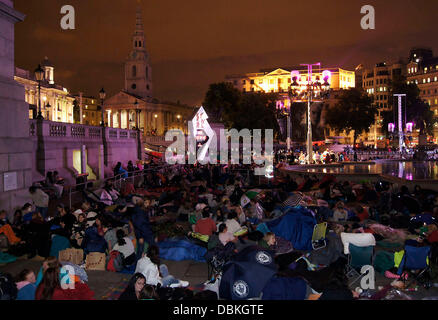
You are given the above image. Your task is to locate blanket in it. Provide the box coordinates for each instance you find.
[158,239,207,262]
[265,207,316,251]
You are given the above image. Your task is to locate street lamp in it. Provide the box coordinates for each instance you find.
[289,64,331,164]
[134,100,140,130]
[99,88,106,126]
[34,64,44,120]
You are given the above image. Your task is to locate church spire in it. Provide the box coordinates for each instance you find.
[132,4,146,51]
[125,2,153,99]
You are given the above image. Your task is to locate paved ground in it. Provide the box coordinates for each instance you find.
[0,256,208,300]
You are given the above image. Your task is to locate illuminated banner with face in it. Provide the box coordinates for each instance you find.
[190,106,215,163]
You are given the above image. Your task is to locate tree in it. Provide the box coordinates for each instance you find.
[325,88,376,150]
[382,74,434,137]
[234,92,280,137]
[202,82,240,127]
[202,83,281,137]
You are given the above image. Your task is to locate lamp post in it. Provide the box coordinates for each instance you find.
[34,64,44,120]
[394,94,406,153]
[99,88,106,126]
[289,64,331,164]
[134,100,142,160]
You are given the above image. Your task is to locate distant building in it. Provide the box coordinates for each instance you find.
[72,93,100,126]
[226,66,355,95]
[105,6,193,137]
[406,47,438,143]
[361,61,406,147]
[14,57,75,123]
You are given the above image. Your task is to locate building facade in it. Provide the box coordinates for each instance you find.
[361,61,406,147]
[72,93,100,126]
[14,57,75,123]
[105,5,194,138]
[226,67,355,95]
[406,47,438,143]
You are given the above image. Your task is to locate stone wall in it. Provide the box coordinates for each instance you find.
[0,1,32,219]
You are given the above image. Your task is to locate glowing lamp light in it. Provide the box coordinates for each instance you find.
[322,70,332,85]
[276,100,284,110]
[406,122,413,133]
[388,123,395,133]
[290,70,300,86]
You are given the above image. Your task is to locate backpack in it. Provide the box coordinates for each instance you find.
[0,272,18,300]
[106,250,124,272]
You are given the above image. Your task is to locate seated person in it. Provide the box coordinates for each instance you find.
[218,223,237,247]
[15,269,37,300]
[353,205,369,222]
[36,267,94,300]
[258,232,276,249]
[0,209,22,245]
[224,211,243,236]
[135,245,189,288]
[332,201,348,223]
[112,229,136,267]
[81,222,107,255]
[102,222,118,251]
[118,273,146,300]
[71,213,87,248]
[193,209,217,236]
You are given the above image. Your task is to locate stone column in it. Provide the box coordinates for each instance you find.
[80,145,86,174]
[0,1,33,220]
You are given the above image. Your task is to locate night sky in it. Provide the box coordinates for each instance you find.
[14,0,438,106]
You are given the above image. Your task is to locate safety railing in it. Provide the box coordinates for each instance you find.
[65,166,167,209]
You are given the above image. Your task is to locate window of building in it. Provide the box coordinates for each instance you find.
[132,65,137,77]
[250,80,254,84]
[132,83,137,90]
[243,80,246,84]
[233,80,237,85]
[270,79,274,84]
[278,78,282,84]
[243,88,246,92]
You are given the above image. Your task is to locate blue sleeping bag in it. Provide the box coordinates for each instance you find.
[158,239,206,262]
[262,276,308,300]
[50,235,71,258]
[265,207,316,251]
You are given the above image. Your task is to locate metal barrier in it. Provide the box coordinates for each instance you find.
[65,166,166,209]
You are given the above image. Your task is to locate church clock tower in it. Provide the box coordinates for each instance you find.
[125,6,152,99]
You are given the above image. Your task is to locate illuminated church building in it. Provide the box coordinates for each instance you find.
[104,6,193,136]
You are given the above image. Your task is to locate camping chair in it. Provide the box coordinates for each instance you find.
[312,222,327,250]
[397,245,432,289]
[345,243,374,287]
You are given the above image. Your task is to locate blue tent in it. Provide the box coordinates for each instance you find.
[158,239,207,262]
[265,207,316,251]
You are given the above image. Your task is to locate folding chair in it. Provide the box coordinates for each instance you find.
[345,243,374,287]
[312,222,327,250]
[397,245,432,289]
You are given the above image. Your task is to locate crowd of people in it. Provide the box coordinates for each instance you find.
[1,157,438,300]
